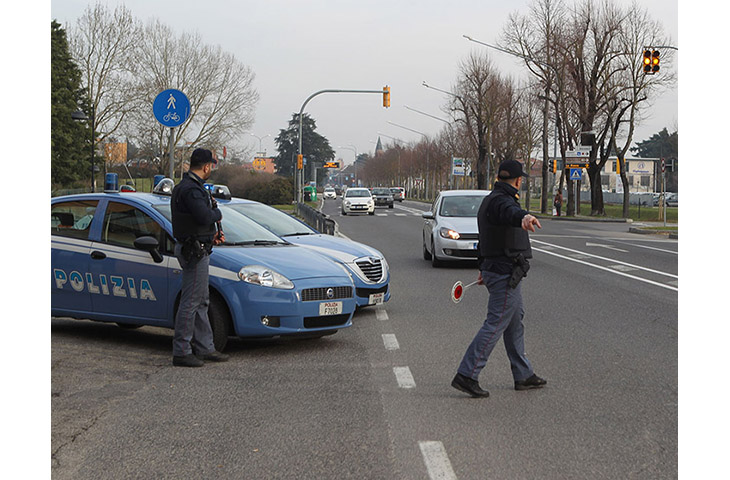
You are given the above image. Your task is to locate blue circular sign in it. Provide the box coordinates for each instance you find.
[153,89,190,128]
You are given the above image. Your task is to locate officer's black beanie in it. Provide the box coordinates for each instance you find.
[190,148,215,168]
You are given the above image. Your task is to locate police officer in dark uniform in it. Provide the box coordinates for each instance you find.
[451,159,546,397]
[170,148,229,367]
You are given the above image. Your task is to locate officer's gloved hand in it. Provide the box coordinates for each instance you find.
[210,196,218,209]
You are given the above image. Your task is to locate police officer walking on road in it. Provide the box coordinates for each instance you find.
[171,148,229,367]
[452,159,547,397]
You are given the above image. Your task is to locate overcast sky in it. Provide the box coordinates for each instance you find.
[50,0,678,165]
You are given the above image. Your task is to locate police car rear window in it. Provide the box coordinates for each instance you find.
[51,200,98,240]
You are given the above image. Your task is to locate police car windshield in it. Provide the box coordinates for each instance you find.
[153,205,287,245]
[439,196,486,218]
[226,203,316,237]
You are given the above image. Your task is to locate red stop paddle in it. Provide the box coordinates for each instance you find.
[451,280,479,303]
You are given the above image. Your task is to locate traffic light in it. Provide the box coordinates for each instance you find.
[642,50,652,74]
[297,154,303,170]
[651,50,660,73]
[643,50,660,74]
[615,158,621,175]
[383,86,391,108]
[548,159,556,173]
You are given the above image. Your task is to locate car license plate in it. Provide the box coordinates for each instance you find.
[319,301,343,316]
[368,293,385,305]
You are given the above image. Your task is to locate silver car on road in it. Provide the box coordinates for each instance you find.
[421,189,491,267]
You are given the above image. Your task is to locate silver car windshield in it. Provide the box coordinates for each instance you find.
[438,196,486,217]
[154,204,287,244]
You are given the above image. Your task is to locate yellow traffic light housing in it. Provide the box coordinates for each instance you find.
[616,158,621,175]
[383,86,391,108]
[297,154,303,170]
[642,50,652,74]
[643,49,660,74]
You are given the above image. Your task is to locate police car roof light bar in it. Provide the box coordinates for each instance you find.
[152,178,175,196]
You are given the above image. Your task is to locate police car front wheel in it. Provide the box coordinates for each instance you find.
[208,294,232,352]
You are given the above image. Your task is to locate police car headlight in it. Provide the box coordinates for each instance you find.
[439,227,460,240]
[238,265,294,289]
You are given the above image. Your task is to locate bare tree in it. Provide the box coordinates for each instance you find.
[448,51,506,190]
[70,3,139,175]
[608,1,675,217]
[502,0,568,213]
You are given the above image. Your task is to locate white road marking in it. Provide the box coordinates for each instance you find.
[376,309,389,321]
[382,334,400,350]
[419,441,458,480]
[585,242,629,253]
[533,239,678,279]
[533,246,678,292]
[393,367,416,389]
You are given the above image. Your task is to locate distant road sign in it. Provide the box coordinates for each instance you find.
[452,157,465,176]
[570,168,583,181]
[324,162,340,168]
[153,89,190,128]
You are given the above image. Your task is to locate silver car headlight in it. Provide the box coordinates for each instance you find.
[238,265,294,289]
[439,227,461,240]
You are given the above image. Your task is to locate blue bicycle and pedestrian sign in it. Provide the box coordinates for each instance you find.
[153,89,190,128]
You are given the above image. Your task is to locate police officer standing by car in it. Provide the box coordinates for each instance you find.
[170,148,229,367]
[451,159,546,397]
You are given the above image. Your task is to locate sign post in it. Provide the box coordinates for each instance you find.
[153,89,191,180]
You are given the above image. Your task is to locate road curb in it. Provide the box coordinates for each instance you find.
[628,227,678,239]
[535,215,632,223]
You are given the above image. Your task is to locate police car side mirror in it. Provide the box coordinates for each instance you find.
[422,211,434,220]
[134,236,164,264]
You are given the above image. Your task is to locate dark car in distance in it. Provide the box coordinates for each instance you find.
[371,188,394,208]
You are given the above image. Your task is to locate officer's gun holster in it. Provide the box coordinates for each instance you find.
[508,253,530,289]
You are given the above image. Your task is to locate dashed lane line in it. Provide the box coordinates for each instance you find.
[393,366,416,389]
[382,334,400,350]
[419,441,458,480]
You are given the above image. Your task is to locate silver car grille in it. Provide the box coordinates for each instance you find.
[355,257,383,282]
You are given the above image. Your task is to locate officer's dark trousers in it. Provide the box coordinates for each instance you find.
[457,269,534,383]
[173,243,216,357]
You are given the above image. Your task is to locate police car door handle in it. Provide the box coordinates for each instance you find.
[90,251,107,260]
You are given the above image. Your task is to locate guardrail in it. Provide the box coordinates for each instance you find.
[296,202,335,235]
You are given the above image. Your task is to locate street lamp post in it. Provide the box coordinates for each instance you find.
[387,121,431,200]
[296,87,389,203]
[246,132,270,156]
[404,105,457,189]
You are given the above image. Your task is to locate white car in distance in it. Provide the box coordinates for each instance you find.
[341,187,375,215]
[323,187,337,199]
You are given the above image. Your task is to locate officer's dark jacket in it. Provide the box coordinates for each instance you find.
[477,180,532,269]
[171,171,222,243]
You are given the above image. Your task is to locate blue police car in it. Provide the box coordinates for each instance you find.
[51,180,356,351]
[221,198,390,308]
